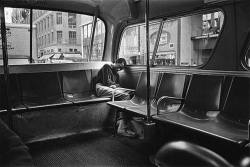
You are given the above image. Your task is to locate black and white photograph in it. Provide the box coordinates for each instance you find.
[0,0,249,166]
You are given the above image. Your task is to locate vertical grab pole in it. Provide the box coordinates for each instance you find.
[89,7,98,61]
[0,7,12,128]
[145,0,151,123]
[29,9,33,63]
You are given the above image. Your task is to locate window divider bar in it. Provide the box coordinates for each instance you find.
[152,20,164,66]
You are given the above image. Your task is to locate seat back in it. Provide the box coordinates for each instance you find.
[219,76,250,126]
[61,70,92,97]
[152,73,187,108]
[182,74,224,119]
[19,72,62,101]
[0,75,22,109]
[131,72,160,105]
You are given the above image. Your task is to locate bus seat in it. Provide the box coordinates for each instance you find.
[154,141,232,167]
[19,72,72,109]
[61,70,110,104]
[127,73,188,116]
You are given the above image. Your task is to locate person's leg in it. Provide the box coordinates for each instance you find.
[96,83,132,101]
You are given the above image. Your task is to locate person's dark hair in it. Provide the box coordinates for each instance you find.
[116,58,127,66]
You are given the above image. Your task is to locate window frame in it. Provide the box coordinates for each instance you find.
[1,6,107,64]
[117,8,225,68]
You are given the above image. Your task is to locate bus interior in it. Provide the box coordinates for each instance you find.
[1,0,250,166]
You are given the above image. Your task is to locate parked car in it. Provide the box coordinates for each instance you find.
[36,52,85,63]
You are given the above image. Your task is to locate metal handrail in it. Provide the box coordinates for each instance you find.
[156,96,184,115]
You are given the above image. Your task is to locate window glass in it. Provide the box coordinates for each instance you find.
[119,11,224,66]
[1,7,31,65]
[119,21,160,65]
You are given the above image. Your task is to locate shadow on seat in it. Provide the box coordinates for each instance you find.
[154,141,232,167]
[19,72,72,109]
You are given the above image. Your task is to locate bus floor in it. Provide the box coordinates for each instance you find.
[28,130,155,167]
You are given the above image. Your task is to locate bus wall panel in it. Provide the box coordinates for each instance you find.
[12,103,112,143]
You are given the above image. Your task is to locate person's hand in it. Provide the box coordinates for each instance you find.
[110,85,117,89]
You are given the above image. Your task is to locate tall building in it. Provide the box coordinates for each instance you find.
[33,10,82,58]
[11,8,30,24]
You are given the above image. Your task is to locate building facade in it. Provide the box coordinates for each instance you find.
[33,10,82,58]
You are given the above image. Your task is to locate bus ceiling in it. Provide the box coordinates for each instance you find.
[1,0,241,23]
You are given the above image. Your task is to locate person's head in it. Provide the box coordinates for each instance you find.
[112,58,127,71]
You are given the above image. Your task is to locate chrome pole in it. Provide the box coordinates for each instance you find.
[145,0,151,122]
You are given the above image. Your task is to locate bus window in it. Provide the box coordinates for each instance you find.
[33,10,106,63]
[118,21,160,65]
[119,11,224,67]
[1,7,31,65]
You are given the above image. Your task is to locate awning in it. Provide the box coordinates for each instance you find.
[38,54,54,60]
